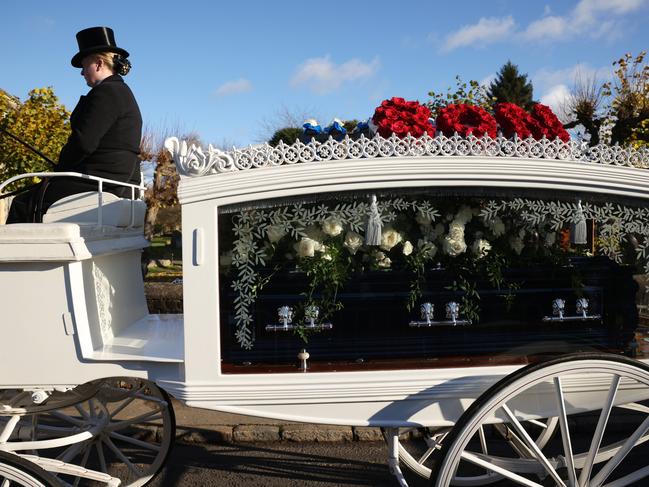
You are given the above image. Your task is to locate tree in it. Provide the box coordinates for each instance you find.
[140,129,200,238]
[605,51,649,148]
[563,51,649,148]
[269,127,301,146]
[561,73,606,145]
[427,76,495,118]
[0,87,70,188]
[487,61,534,109]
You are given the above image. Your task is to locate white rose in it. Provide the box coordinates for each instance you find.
[343,231,363,255]
[294,237,321,258]
[322,252,333,261]
[510,236,524,255]
[455,206,474,224]
[304,225,325,242]
[266,224,286,244]
[472,238,492,259]
[322,217,343,237]
[402,241,413,256]
[448,221,465,240]
[373,250,392,268]
[380,227,403,251]
[443,235,467,257]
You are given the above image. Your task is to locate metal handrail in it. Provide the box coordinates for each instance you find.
[0,172,146,227]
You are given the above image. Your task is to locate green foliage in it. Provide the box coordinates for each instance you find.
[447,275,480,324]
[269,127,301,147]
[427,76,495,118]
[294,242,349,341]
[0,87,70,188]
[604,51,649,148]
[564,51,649,148]
[487,61,535,109]
[343,119,359,134]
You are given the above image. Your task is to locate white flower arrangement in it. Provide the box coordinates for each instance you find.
[322,217,344,237]
[472,238,492,259]
[380,226,403,251]
[294,237,324,258]
[343,231,364,255]
[402,241,414,256]
[455,205,474,225]
[443,220,467,257]
[226,194,649,349]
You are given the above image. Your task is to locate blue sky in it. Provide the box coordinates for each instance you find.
[2,0,648,148]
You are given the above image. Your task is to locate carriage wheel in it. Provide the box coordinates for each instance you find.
[384,417,558,485]
[26,378,175,487]
[0,452,59,487]
[430,353,649,487]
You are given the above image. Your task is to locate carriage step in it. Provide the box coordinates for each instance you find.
[20,454,121,486]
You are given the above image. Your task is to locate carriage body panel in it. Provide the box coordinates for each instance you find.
[2,138,649,427]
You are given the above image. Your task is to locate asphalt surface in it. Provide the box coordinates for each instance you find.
[148,441,420,487]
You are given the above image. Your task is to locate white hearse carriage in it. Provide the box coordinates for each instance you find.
[2,130,649,487]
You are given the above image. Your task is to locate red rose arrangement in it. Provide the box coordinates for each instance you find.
[494,103,536,139]
[530,103,570,142]
[372,97,436,138]
[494,102,570,142]
[436,104,498,138]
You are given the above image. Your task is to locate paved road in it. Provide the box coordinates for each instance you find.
[145,428,649,487]
[148,441,424,487]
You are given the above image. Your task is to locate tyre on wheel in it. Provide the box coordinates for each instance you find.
[0,451,59,487]
[16,378,175,487]
[431,353,649,487]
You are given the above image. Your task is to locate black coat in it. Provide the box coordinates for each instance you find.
[56,74,142,187]
[7,75,142,223]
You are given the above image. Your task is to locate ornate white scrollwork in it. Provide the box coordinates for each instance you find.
[166,133,649,177]
[164,137,235,177]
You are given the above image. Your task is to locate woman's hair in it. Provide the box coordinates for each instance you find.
[88,51,131,75]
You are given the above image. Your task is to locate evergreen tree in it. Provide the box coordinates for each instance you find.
[487,61,534,109]
[269,127,301,146]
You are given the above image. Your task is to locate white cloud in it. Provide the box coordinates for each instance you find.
[441,0,646,51]
[574,0,645,24]
[522,0,647,41]
[442,16,516,52]
[290,55,380,94]
[539,84,571,118]
[522,16,570,41]
[214,78,253,96]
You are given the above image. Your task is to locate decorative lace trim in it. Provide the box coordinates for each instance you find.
[165,133,649,177]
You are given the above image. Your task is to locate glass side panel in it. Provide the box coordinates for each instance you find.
[217,187,649,373]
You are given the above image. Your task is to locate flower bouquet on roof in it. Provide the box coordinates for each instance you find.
[371,97,436,139]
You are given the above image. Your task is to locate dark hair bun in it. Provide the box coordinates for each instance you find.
[113,54,131,75]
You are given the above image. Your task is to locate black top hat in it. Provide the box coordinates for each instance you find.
[71,27,129,68]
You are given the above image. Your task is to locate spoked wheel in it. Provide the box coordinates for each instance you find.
[384,418,558,485]
[0,452,59,487]
[18,378,175,487]
[431,353,649,487]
